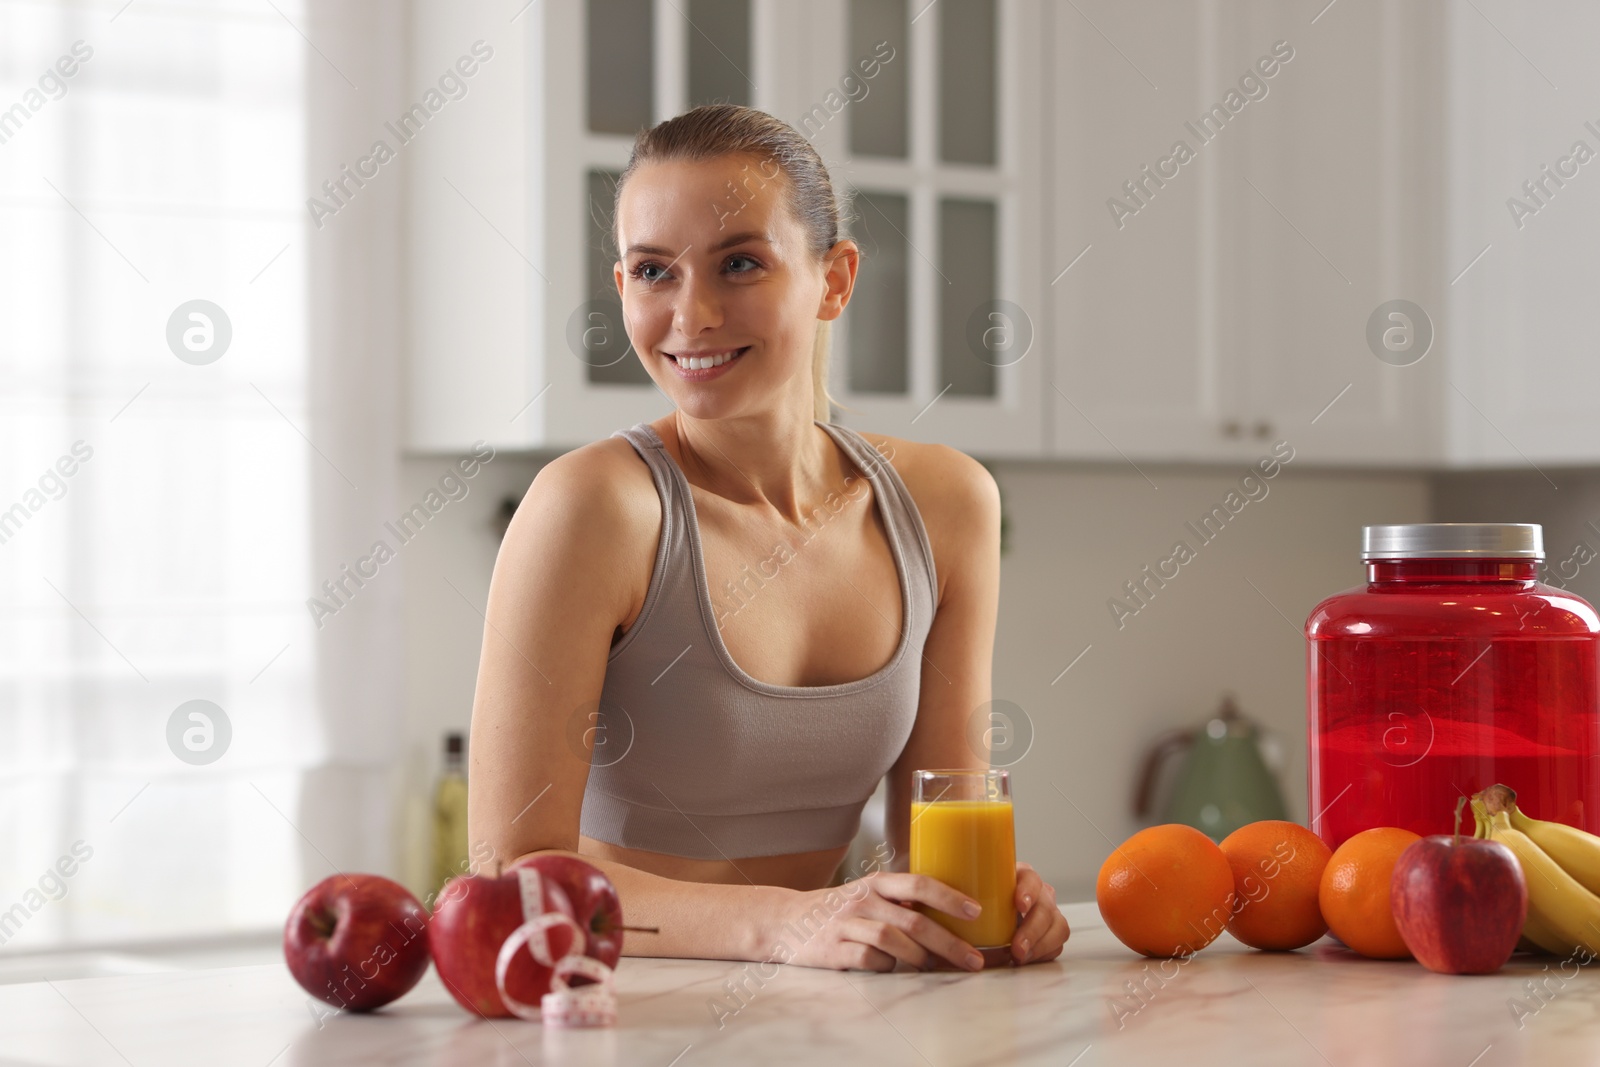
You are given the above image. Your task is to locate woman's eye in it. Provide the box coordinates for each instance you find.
[629,254,759,283]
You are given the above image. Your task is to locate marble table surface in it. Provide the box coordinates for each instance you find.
[3,902,1594,1067]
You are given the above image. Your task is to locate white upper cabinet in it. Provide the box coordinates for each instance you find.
[1225,0,1446,467]
[404,1,541,453]
[406,0,1594,468]
[1442,1,1600,467]
[1047,0,1444,466]
[1047,1,1228,463]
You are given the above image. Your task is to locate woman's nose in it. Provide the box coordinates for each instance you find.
[672,274,723,336]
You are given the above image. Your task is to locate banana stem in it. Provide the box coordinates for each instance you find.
[1477,783,1519,817]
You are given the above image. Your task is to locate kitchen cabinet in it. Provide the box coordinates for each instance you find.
[404,0,1046,457]
[404,0,541,453]
[805,0,1048,458]
[1046,1,1227,464]
[405,0,758,452]
[1224,1,1447,467]
[407,0,1596,468]
[1441,1,1600,467]
[1047,0,1445,467]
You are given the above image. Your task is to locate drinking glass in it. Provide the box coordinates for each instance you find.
[909,768,1017,966]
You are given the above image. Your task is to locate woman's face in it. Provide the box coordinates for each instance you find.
[613,154,855,422]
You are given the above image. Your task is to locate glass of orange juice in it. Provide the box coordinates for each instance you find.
[909,768,1017,967]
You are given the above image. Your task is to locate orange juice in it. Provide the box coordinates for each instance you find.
[909,799,1017,948]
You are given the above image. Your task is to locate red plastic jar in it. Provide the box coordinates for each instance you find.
[1306,523,1600,849]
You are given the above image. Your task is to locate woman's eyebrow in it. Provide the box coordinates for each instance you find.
[625,231,770,257]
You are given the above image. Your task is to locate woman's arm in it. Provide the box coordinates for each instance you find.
[883,444,1070,965]
[884,443,1004,861]
[465,447,778,958]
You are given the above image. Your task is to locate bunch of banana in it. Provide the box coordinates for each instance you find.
[1472,783,1600,957]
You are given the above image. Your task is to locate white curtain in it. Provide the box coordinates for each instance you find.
[0,0,406,952]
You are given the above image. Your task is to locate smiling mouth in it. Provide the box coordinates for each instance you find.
[666,347,750,370]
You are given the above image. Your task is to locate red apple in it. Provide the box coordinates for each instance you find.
[1390,833,1527,974]
[429,867,582,1017]
[511,854,625,971]
[283,873,431,1012]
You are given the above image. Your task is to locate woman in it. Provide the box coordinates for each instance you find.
[468,104,1069,972]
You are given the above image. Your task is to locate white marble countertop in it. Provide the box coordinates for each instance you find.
[3,902,1593,1066]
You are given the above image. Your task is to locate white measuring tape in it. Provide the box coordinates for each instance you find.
[493,865,619,1027]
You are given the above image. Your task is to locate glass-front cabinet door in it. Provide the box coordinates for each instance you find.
[800,0,1045,457]
[535,0,767,444]
[533,0,1044,455]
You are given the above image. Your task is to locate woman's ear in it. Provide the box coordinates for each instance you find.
[816,239,859,322]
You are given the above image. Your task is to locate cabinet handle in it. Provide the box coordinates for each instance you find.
[1221,420,1242,439]
[1253,420,1273,439]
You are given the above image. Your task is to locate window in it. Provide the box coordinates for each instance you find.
[0,0,309,949]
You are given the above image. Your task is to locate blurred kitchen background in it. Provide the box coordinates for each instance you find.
[4,0,1600,975]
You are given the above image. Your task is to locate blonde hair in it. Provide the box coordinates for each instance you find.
[614,104,849,423]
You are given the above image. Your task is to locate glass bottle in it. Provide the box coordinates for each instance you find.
[432,731,470,894]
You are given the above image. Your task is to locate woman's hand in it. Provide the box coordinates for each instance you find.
[1009,861,1069,965]
[773,871,989,973]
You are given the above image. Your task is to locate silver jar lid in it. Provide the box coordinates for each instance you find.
[1362,523,1544,560]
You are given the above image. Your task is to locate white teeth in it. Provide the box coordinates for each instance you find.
[679,349,742,371]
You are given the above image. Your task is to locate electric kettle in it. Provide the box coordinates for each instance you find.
[1133,695,1287,841]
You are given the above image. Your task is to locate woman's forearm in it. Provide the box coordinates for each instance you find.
[514,847,797,962]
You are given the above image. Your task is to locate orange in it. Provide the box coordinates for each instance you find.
[1219,820,1332,951]
[1318,827,1421,959]
[1097,824,1235,958]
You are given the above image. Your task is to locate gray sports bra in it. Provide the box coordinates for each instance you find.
[578,420,939,860]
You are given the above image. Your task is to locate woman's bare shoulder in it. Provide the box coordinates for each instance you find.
[522,434,661,520]
[499,435,662,611]
[848,431,997,515]
[846,430,1000,601]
